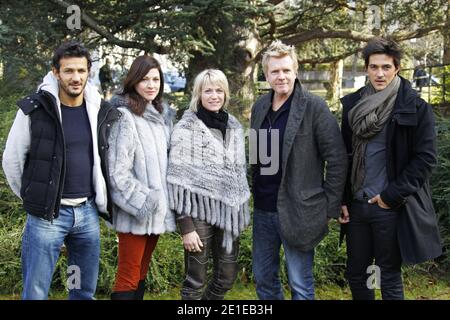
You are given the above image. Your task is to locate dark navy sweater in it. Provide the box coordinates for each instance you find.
[60,101,94,198]
[253,89,294,212]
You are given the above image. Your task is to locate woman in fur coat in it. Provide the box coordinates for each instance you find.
[167,69,250,300]
[107,56,176,300]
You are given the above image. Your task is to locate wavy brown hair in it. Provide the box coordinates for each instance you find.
[363,37,402,69]
[121,55,164,115]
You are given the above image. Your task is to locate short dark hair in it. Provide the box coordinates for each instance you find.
[121,55,164,115]
[52,41,92,71]
[362,37,402,69]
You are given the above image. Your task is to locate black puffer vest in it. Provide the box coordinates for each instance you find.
[17,90,65,221]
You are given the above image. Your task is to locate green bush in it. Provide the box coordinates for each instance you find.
[0,95,22,152]
[314,222,347,286]
[0,94,24,295]
[431,65,450,107]
[0,209,23,296]
[431,113,450,269]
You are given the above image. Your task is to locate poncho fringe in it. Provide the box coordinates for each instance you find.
[168,182,250,253]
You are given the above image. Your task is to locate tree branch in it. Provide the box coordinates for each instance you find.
[50,0,166,53]
[267,0,284,5]
[276,4,342,36]
[392,26,444,41]
[282,28,372,44]
[298,48,362,65]
[281,24,444,45]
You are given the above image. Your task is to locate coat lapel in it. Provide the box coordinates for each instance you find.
[281,81,307,172]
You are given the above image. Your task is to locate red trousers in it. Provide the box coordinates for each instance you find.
[113,232,159,292]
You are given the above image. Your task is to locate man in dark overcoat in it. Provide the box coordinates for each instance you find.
[339,37,442,300]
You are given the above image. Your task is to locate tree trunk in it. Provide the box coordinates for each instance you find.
[185,27,262,121]
[444,34,450,65]
[231,29,262,119]
[443,7,450,64]
[327,59,344,111]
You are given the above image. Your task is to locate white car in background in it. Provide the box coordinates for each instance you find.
[165,71,186,92]
[163,74,172,93]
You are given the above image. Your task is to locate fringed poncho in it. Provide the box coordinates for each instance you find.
[167,111,250,253]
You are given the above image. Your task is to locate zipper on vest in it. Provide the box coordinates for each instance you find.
[55,124,66,225]
[268,115,272,134]
[41,90,66,222]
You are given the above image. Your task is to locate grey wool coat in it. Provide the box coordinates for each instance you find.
[251,80,348,251]
[107,95,176,235]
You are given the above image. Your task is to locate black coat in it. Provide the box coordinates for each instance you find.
[97,100,122,223]
[340,77,442,265]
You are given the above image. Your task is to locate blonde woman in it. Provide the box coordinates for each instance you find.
[167,69,250,300]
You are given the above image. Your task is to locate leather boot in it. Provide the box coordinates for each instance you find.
[135,280,146,300]
[110,291,136,300]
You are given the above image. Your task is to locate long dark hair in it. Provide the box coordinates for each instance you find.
[121,55,164,115]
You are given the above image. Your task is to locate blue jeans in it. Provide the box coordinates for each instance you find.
[252,208,315,300]
[21,198,100,300]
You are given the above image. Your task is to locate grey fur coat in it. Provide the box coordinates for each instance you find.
[107,95,176,235]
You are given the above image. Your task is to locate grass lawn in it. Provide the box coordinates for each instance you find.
[150,271,449,300]
[2,270,448,300]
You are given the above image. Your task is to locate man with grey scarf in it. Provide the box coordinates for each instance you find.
[339,37,442,300]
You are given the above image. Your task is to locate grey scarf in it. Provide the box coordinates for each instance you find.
[348,75,400,193]
[167,111,250,253]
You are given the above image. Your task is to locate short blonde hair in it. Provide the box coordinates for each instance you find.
[261,40,299,75]
[189,69,230,112]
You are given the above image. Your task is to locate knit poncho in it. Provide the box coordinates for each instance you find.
[167,111,250,253]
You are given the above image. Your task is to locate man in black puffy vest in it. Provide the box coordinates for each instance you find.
[2,41,112,300]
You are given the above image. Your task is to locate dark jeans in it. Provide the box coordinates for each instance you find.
[345,200,404,300]
[181,219,239,300]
